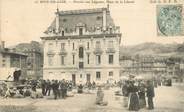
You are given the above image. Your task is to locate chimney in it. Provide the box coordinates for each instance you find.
[55,8,60,33]
[102,8,107,31]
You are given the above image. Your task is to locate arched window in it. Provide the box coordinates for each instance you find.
[79,47,84,58]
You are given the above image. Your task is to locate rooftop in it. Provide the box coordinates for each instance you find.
[58,8,108,15]
[1,48,27,57]
[43,7,119,36]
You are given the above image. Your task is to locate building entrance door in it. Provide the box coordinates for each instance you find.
[72,74,76,85]
[86,74,91,82]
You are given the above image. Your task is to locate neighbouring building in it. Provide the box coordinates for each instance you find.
[120,55,167,76]
[41,6,121,84]
[15,41,43,79]
[0,40,3,67]
[0,41,27,79]
[120,54,184,81]
[120,55,155,75]
[179,59,184,82]
[153,56,167,75]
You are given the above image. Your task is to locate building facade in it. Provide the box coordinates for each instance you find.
[15,41,43,79]
[41,7,121,84]
[0,41,27,79]
[120,55,167,77]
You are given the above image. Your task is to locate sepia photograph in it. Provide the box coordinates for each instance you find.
[0,0,184,112]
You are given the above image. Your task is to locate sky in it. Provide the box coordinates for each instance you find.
[0,0,184,47]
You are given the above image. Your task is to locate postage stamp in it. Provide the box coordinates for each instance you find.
[157,4,184,36]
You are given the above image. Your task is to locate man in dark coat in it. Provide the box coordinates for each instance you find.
[60,80,67,99]
[52,80,59,100]
[13,70,21,82]
[45,80,51,96]
[41,80,46,96]
[78,84,83,93]
[146,80,155,110]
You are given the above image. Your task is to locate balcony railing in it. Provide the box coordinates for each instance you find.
[47,51,55,56]
[59,49,67,55]
[106,48,115,53]
[93,48,103,54]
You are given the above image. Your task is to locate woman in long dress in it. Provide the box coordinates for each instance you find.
[128,81,140,111]
[138,83,146,108]
[96,87,108,106]
[96,87,104,105]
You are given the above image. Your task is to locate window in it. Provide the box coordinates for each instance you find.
[79,47,84,58]
[48,43,53,51]
[61,56,65,65]
[96,72,101,79]
[80,74,82,78]
[87,54,90,64]
[96,16,102,20]
[79,28,83,35]
[87,42,89,49]
[48,56,53,66]
[96,55,101,65]
[2,64,6,67]
[2,55,5,58]
[62,31,64,36]
[61,43,65,50]
[109,28,113,34]
[65,28,68,32]
[109,55,113,64]
[73,55,75,65]
[79,62,84,69]
[108,41,113,48]
[72,43,75,50]
[109,71,113,77]
[96,41,101,49]
[63,19,67,22]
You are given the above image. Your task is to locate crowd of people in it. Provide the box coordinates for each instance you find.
[121,79,155,111]
[0,78,158,111]
[40,79,71,99]
[0,79,97,100]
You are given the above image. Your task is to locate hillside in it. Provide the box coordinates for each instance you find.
[120,42,184,57]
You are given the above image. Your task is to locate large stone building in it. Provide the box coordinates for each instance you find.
[15,41,43,79]
[41,6,121,84]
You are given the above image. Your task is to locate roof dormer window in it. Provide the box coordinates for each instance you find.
[79,28,83,35]
[63,18,67,22]
[62,31,64,36]
[76,22,85,35]
[96,16,102,20]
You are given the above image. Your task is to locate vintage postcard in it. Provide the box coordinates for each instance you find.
[0,0,184,112]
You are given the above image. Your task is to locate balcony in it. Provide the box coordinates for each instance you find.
[59,49,67,55]
[106,48,116,53]
[47,51,55,56]
[70,49,76,55]
[43,26,121,37]
[85,48,91,54]
[93,48,103,54]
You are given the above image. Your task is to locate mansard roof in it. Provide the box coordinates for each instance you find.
[45,7,115,34]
